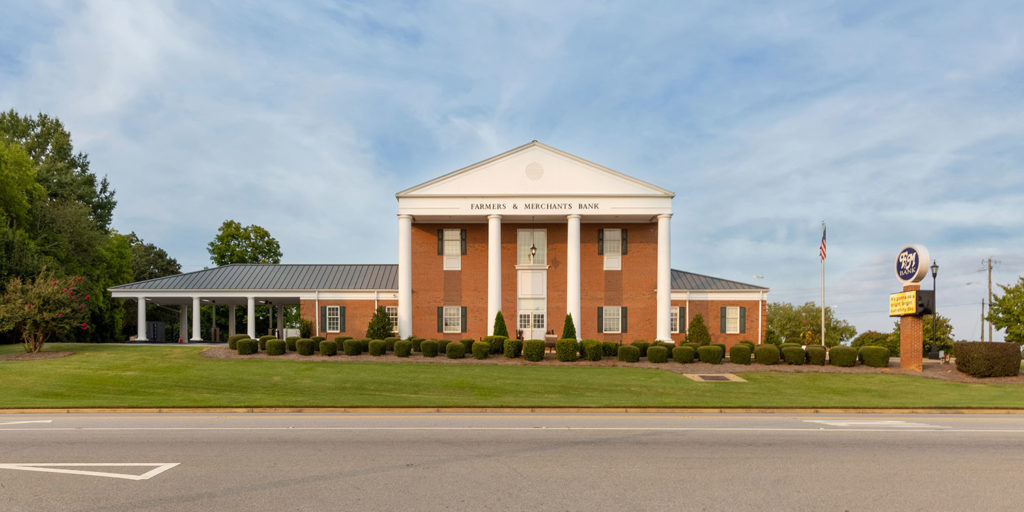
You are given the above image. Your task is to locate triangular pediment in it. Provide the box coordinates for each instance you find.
[396,141,674,198]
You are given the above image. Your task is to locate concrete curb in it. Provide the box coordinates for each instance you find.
[2,407,1024,414]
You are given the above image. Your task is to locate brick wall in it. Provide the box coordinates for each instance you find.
[673,299,765,348]
[301,298,397,338]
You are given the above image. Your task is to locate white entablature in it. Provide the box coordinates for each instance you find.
[396,141,674,220]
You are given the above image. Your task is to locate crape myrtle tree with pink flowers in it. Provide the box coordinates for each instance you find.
[0,269,90,352]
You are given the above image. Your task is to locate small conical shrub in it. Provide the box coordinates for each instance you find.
[687,314,712,346]
[366,305,393,340]
[560,314,576,340]
[493,311,509,337]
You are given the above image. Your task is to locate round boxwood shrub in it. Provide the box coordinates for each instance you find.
[829,345,857,367]
[582,340,602,361]
[385,336,400,349]
[421,340,438,358]
[368,340,386,356]
[754,344,780,365]
[310,336,325,351]
[523,339,545,361]
[342,339,362,356]
[806,345,827,366]
[333,336,351,344]
[738,340,755,349]
[265,339,286,356]
[296,338,314,356]
[617,345,640,363]
[394,340,412,357]
[601,341,619,357]
[555,339,579,362]
[504,338,523,358]
[286,337,299,352]
[446,341,465,359]
[860,346,890,368]
[647,345,668,363]
[228,334,248,349]
[320,340,338,356]
[410,337,424,352]
[698,345,724,364]
[672,346,695,364]
[729,344,752,365]
[436,339,450,354]
[484,335,506,354]
[471,341,489,359]
[682,343,701,361]
[356,338,371,352]
[259,337,276,351]
[236,339,257,355]
[258,334,275,344]
[782,346,806,365]
[954,342,1022,378]
[459,338,474,354]
[631,340,650,357]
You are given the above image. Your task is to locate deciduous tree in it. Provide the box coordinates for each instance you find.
[767,301,856,347]
[207,220,282,266]
[987,277,1024,344]
[0,269,90,352]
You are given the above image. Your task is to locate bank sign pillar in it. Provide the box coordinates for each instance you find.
[889,245,935,372]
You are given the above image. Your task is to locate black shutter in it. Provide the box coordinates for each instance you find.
[320,306,327,332]
[621,229,628,255]
[437,229,444,255]
[597,307,604,333]
[621,307,628,333]
[460,229,467,255]
[597,229,604,255]
[720,307,727,333]
[679,307,686,333]
[461,306,467,333]
[437,307,443,333]
[339,306,346,332]
[739,307,746,334]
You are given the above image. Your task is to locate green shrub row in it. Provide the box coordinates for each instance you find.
[954,342,1021,378]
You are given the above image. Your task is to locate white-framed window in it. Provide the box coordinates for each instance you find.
[518,314,531,330]
[443,229,461,270]
[532,313,545,329]
[725,306,740,334]
[517,229,546,265]
[670,307,679,334]
[385,305,399,334]
[443,305,462,333]
[326,306,341,333]
[603,306,621,334]
[603,228,621,270]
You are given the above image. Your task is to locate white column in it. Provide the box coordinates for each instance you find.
[397,214,413,338]
[228,305,236,336]
[179,305,188,342]
[247,296,256,339]
[566,214,581,341]
[276,305,284,338]
[136,297,148,341]
[210,304,216,341]
[487,214,502,335]
[191,296,202,342]
[656,214,672,341]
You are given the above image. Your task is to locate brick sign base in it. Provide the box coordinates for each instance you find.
[899,283,923,372]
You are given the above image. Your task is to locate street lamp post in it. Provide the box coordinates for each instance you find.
[929,260,939,360]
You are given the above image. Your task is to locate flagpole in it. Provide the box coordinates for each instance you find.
[821,220,826,347]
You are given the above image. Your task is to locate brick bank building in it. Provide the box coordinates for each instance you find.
[112,142,768,347]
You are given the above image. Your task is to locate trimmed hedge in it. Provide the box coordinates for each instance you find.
[698,345,724,364]
[228,334,248,349]
[682,343,701,361]
[410,337,424,352]
[286,337,299,352]
[266,339,286,356]
[333,336,351,344]
[647,345,668,363]
[829,346,857,367]
[421,340,439,358]
[782,346,805,365]
[258,337,275,351]
[459,339,474,354]
[356,338,371,352]
[471,341,489,359]
[582,340,602,361]
[954,342,1022,378]
[618,345,640,363]
[523,339,545,361]
[729,344,752,365]
[504,339,523,358]
[601,341,619,357]
[342,339,361,356]
[673,346,695,364]
[484,335,506,354]
[385,337,400,351]
[319,340,337,356]
[311,336,325,351]
[369,340,386,356]
[236,339,257,355]
[296,338,315,356]
[437,339,451,354]
[860,346,890,368]
[446,341,465,359]
[631,340,650,357]
[754,344,780,365]
[556,339,579,362]
[395,340,412,357]
[738,340,755,349]
[806,345,827,366]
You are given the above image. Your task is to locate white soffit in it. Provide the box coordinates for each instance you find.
[396,141,675,199]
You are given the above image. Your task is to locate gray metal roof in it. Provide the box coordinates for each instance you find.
[671,269,767,291]
[110,264,398,291]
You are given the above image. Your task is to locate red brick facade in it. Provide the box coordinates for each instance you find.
[301,298,398,338]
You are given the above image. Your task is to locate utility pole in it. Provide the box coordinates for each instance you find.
[981,299,985,341]
[987,258,992,342]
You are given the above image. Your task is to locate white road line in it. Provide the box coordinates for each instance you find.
[0,420,52,426]
[1,426,1022,433]
[0,463,179,481]
[804,420,951,429]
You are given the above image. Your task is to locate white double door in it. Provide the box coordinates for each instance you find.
[517,269,547,340]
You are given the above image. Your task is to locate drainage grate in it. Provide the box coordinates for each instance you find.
[697,375,730,381]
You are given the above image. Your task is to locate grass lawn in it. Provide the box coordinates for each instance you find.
[2,343,1022,409]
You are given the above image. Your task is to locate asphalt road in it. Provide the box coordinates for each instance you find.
[2,412,1024,511]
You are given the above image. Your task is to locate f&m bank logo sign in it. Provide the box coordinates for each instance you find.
[895,245,930,285]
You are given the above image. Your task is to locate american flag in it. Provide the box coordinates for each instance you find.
[819,223,827,261]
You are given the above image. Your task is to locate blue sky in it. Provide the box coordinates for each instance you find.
[2,1,1022,340]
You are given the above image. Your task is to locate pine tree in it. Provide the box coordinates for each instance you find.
[560,314,576,340]
[687,314,711,346]
[493,311,509,337]
[366,306,393,340]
